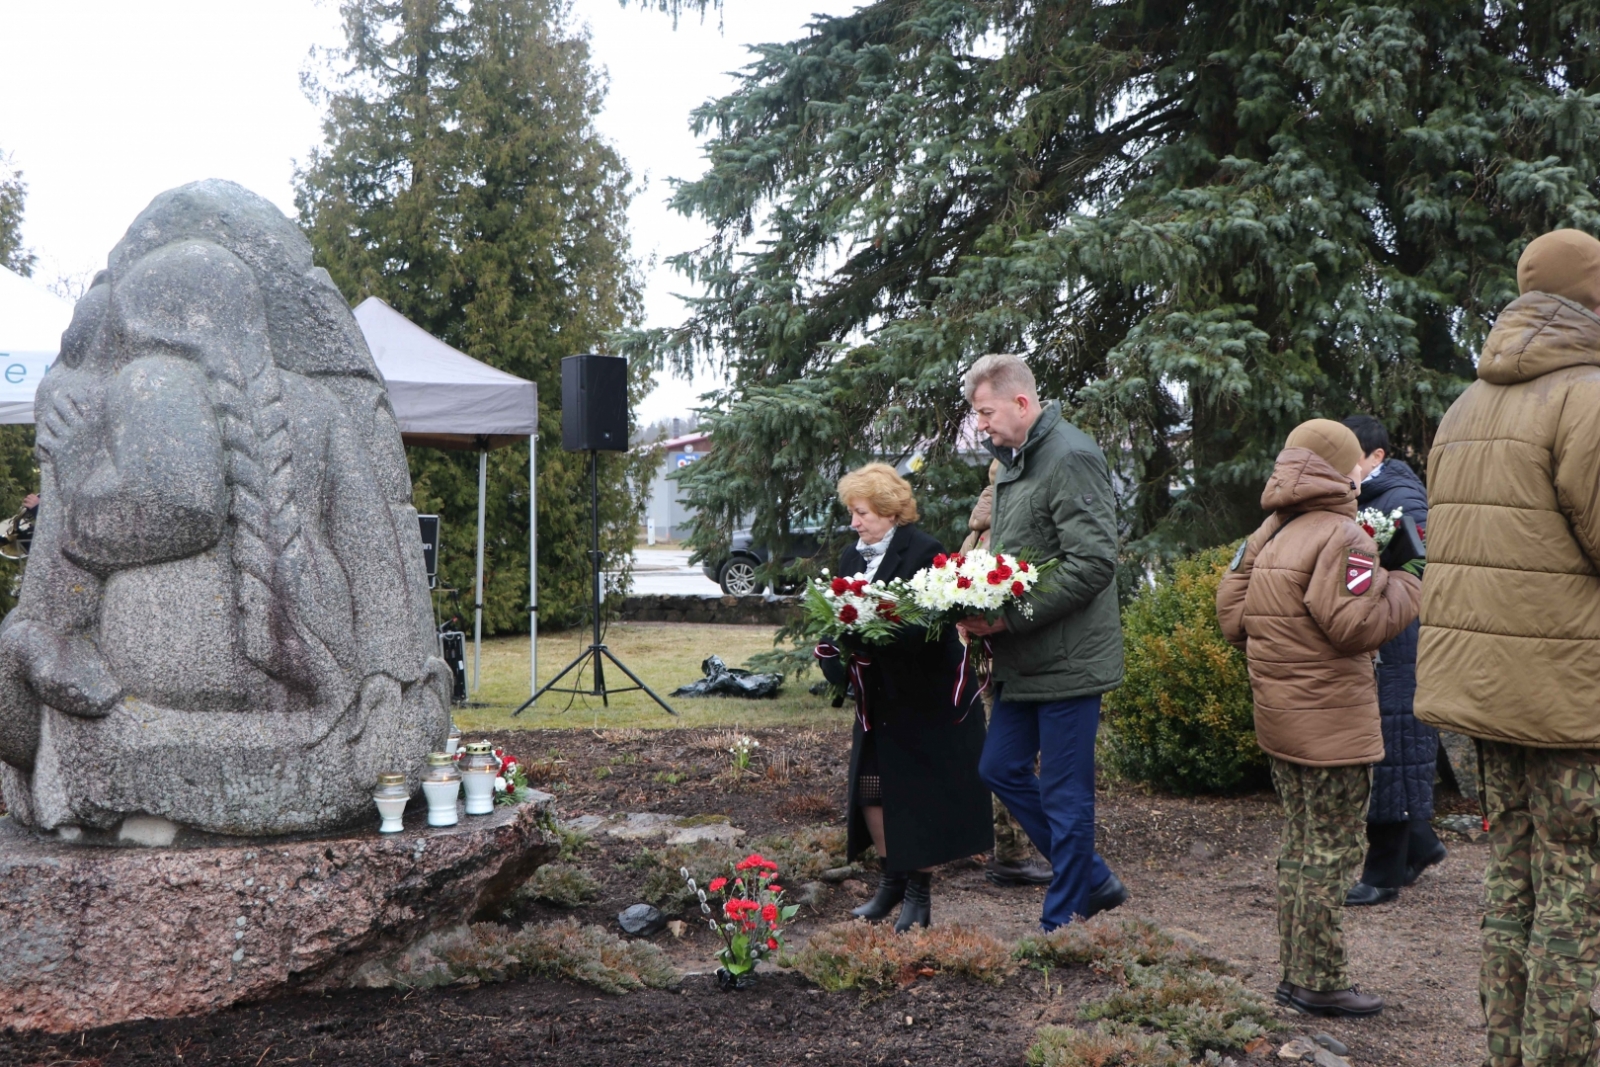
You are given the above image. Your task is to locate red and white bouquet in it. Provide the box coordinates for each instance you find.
[1356,507,1403,550]
[902,546,1055,633]
[799,570,922,644]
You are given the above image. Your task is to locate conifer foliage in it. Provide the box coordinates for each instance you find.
[625,0,1600,559]
[298,0,648,631]
[0,151,40,613]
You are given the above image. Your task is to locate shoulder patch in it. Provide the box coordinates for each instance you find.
[1229,540,1248,571]
[1345,551,1375,596]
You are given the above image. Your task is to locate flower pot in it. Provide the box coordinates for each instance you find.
[715,967,755,991]
[372,772,409,833]
[459,741,497,816]
[421,752,462,827]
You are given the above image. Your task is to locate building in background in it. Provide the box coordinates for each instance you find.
[641,430,709,543]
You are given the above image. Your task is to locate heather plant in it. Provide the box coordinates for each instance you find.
[1081,966,1277,1057]
[364,920,676,995]
[794,923,1017,993]
[519,864,601,909]
[1026,1025,1187,1067]
[1102,547,1267,793]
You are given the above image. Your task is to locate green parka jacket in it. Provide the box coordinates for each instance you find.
[986,403,1125,701]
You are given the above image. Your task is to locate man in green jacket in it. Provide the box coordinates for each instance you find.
[959,353,1128,930]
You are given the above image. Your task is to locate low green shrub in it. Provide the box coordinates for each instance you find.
[1025,1024,1186,1067]
[1081,965,1277,1057]
[520,863,601,908]
[1103,545,1268,793]
[793,922,1016,992]
[632,826,850,915]
[363,920,677,994]
[1016,918,1226,979]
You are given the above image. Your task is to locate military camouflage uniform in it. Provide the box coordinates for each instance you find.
[1480,741,1600,1067]
[1270,758,1369,991]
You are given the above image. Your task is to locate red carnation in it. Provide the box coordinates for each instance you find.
[838,604,859,624]
[768,937,779,950]
[849,579,867,595]
[1018,560,1029,573]
[708,877,727,892]
[933,553,948,568]
[876,600,898,618]
[830,576,850,595]
[768,884,783,893]
[987,570,1004,586]
[1012,580,1025,596]
[1361,523,1375,537]
[762,903,779,923]
[952,553,966,565]
[956,575,973,589]
[995,553,1005,565]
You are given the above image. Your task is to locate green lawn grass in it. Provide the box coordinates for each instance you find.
[452,621,845,732]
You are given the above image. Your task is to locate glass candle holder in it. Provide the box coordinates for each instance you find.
[421,751,462,827]
[459,741,498,816]
[372,772,409,833]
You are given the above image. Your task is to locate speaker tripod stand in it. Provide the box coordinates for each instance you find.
[513,450,676,717]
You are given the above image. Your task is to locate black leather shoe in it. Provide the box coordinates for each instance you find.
[852,872,908,922]
[1286,984,1383,1017]
[1085,872,1129,918]
[894,872,931,932]
[985,858,1054,887]
[1403,844,1448,887]
[1274,980,1292,1005]
[1345,881,1399,906]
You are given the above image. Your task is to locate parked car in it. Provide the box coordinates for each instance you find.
[703,526,841,596]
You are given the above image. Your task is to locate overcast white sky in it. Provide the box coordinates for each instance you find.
[0,0,855,422]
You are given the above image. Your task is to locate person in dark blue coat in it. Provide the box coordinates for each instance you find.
[1340,416,1449,905]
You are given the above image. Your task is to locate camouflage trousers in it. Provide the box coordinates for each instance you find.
[1271,758,1369,991]
[1480,741,1600,1067]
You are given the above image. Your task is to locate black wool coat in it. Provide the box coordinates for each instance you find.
[818,524,994,871]
[1360,459,1437,824]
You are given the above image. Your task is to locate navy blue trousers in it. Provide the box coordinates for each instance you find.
[980,690,1113,929]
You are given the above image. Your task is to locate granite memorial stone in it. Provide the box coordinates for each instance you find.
[0,180,451,836]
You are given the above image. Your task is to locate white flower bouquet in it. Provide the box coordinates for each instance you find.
[1356,507,1404,550]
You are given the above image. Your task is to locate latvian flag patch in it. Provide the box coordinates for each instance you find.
[1345,551,1375,596]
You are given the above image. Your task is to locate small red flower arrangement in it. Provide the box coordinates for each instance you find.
[681,852,799,990]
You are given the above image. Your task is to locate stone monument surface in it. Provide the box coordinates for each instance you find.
[0,792,558,1032]
[0,180,451,836]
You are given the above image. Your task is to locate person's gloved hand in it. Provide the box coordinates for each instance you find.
[1401,558,1425,580]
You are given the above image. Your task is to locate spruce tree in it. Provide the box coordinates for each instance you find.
[621,0,1600,564]
[297,0,648,632]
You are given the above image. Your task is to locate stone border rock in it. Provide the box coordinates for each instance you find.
[0,793,558,1033]
[619,594,800,626]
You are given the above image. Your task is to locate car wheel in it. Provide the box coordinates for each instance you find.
[719,558,764,596]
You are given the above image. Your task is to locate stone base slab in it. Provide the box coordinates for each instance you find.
[0,791,557,1033]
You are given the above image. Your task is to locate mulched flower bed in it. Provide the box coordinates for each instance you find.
[1,724,1490,1066]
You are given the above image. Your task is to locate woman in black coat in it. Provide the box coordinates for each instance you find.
[816,463,993,932]
[1341,417,1449,905]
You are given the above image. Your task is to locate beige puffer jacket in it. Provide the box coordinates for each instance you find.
[1416,291,1600,747]
[1216,448,1423,766]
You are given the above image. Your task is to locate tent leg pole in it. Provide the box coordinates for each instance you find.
[473,448,486,693]
[529,431,537,700]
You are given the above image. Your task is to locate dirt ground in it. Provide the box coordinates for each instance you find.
[0,725,1491,1067]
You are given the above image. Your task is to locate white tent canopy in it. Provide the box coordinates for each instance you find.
[0,267,73,423]
[0,280,541,699]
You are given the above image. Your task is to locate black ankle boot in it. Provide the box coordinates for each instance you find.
[894,872,932,932]
[852,872,908,921]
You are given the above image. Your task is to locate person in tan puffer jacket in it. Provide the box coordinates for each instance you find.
[1416,228,1600,1067]
[1216,418,1421,1019]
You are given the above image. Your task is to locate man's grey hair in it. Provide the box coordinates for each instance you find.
[963,353,1038,403]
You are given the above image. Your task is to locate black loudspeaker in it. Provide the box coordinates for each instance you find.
[561,354,629,452]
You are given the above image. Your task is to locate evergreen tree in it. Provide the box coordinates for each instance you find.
[621,0,1600,565]
[0,150,41,611]
[297,0,648,632]
[0,152,35,277]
